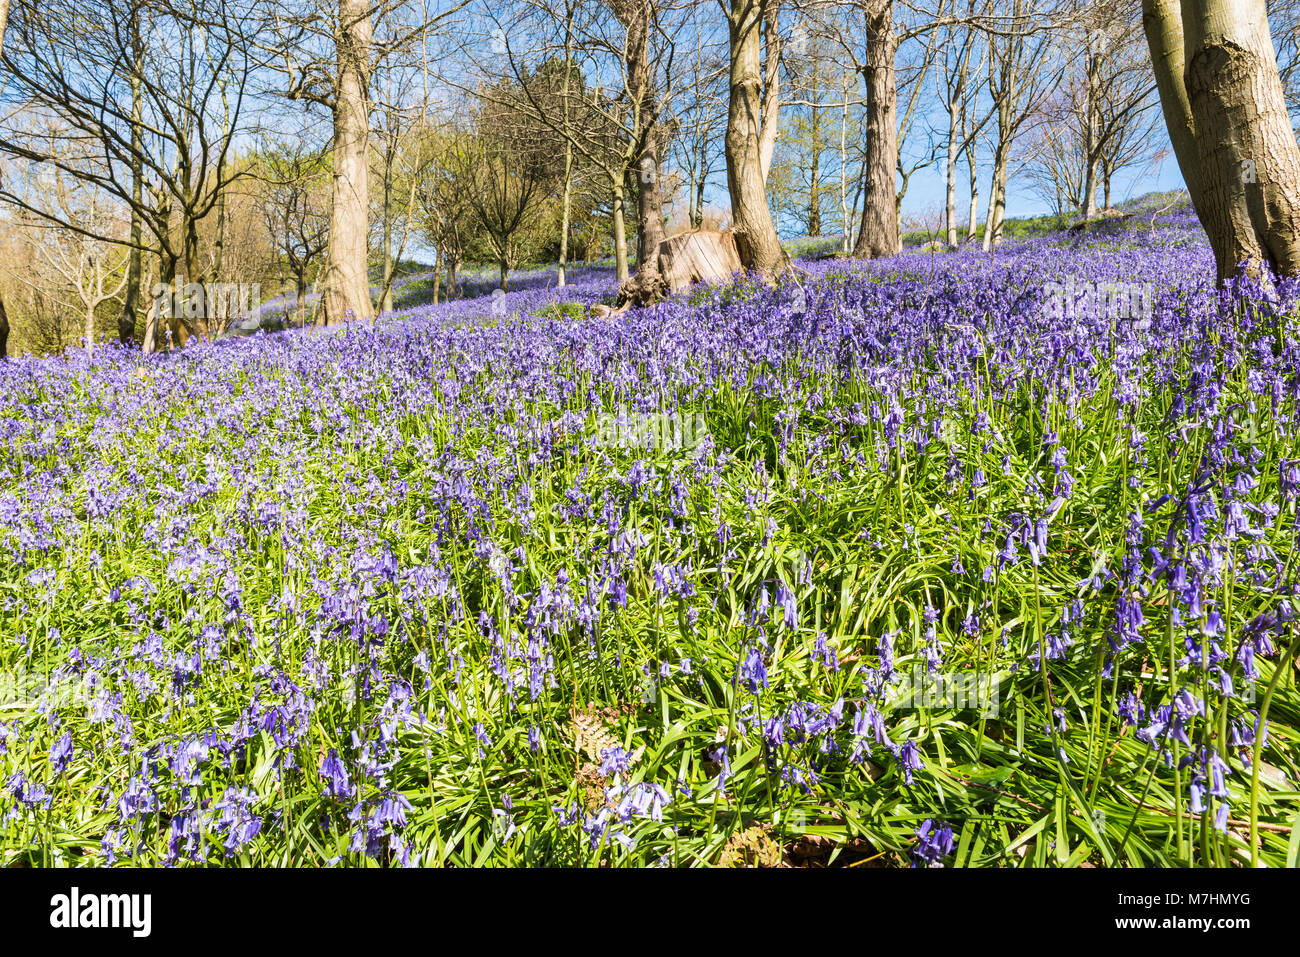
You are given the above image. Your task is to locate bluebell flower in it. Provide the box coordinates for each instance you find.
[320,748,353,800]
[740,647,768,694]
[48,733,73,776]
[911,819,955,867]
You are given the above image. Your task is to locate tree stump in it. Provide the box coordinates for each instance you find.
[1067,209,1132,233]
[656,229,742,294]
[610,229,744,312]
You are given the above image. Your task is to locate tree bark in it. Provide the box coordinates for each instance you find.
[657,229,742,293]
[852,0,899,259]
[611,179,629,280]
[619,0,666,299]
[1082,30,1100,219]
[558,145,572,288]
[178,216,204,343]
[319,0,374,325]
[964,119,979,242]
[725,0,788,275]
[558,9,575,288]
[1186,0,1300,281]
[983,137,1009,250]
[380,168,394,314]
[694,134,707,228]
[144,242,175,354]
[0,0,11,357]
[1082,159,1098,218]
[758,0,781,183]
[626,129,667,301]
[945,120,959,246]
[118,0,143,345]
[1145,0,1300,282]
[1143,0,1210,204]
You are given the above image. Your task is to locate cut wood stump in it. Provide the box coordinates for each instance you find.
[607,229,744,313]
[1067,209,1132,233]
[657,229,742,294]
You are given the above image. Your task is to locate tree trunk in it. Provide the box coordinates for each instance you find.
[1143,0,1210,205]
[558,147,572,288]
[694,138,707,228]
[852,0,899,259]
[982,82,1011,252]
[1188,0,1300,281]
[625,132,667,302]
[447,255,459,298]
[944,45,969,248]
[758,0,781,183]
[621,0,665,297]
[0,0,10,358]
[319,0,374,325]
[611,179,630,281]
[119,1,143,345]
[945,119,959,246]
[809,162,822,236]
[982,148,1009,251]
[210,188,229,333]
[967,186,979,241]
[635,147,665,267]
[1145,0,1300,283]
[150,244,178,352]
[725,0,788,275]
[840,74,853,253]
[380,186,394,314]
[558,12,575,289]
[965,127,979,242]
[179,216,204,343]
[1083,159,1098,218]
[1083,34,1099,219]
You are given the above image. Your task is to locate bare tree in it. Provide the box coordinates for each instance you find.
[271,0,467,326]
[669,8,727,231]
[613,0,669,300]
[932,2,992,245]
[370,40,436,315]
[1022,15,1162,216]
[416,121,473,302]
[1067,2,1157,217]
[456,98,560,289]
[259,142,330,325]
[775,27,839,237]
[466,0,681,286]
[34,180,131,356]
[979,0,1063,250]
[1,0,260,348]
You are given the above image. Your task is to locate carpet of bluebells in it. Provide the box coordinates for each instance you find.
[2,199,1299,868]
